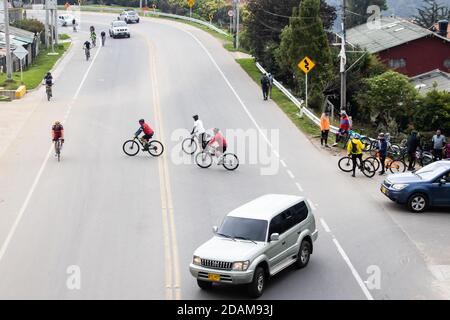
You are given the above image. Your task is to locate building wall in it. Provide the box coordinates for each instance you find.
[377,36,450,77]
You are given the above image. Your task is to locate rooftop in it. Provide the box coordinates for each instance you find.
[346,17,448,53]
[410,69,450,94]
[227,194,304,221]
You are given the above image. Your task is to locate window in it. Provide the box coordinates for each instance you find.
[290,201,309,225]
[269,213,285,236]
[444,59,450,69]
[388,58,406,69]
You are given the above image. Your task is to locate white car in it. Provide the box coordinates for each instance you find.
[189,194,318,298]
[109,20,130,39]
[118,10,140,24]
[58,14,74,27]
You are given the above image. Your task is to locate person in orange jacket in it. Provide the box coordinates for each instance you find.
[320,112,330,147]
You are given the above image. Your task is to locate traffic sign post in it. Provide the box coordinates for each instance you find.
[228,9,234,34]
[187,0,195,18]
[297,56,316,110]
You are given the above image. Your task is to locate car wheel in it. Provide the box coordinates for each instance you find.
[247,267,265,298]
[407,193,428,213]
[294,239,311,269]
[137,19,140,23]
[197,279,212,290]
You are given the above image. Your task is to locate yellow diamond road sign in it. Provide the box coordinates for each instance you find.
[298,56,316,74]
[188,0,195,8]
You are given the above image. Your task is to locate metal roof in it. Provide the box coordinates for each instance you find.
[346,17,447,53]
[410,69,450,94]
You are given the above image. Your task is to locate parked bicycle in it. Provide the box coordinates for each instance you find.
[338,156,376,178]
[365,152,407,173]
[122,136,164,157]
[195,145,239,171]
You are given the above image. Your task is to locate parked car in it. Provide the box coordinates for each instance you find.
[118,10,140,24]
[189,194,318,298]
[58,14,74,27]
[109,21,130,38]
[380,160,450,213]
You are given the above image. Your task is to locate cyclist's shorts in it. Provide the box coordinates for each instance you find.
[143,134,153,141]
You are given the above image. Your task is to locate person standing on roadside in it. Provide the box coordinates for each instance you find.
[406,130,419,171]
[431,129,446,161]
[268,73,274,99]
[332,110,350,147]
[260,73,270,100]
[376,133,389,175]
[320,112,330,147]
[347,134,365,177]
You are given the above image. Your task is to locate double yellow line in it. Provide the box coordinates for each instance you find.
[144,33,182,300]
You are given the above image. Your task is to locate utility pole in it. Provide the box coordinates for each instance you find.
[236,0,240,49]
[45,1,49,48]
[340,0,347,112]
[3,0,13,80]
[54,9,58,45]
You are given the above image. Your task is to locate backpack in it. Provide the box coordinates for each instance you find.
[351,140,358,154]
[45,77,52,86]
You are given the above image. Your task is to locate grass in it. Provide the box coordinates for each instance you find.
[59,33,71,40]
[0,95,11,102]
[0,43,70,91]
[236,58,321,137]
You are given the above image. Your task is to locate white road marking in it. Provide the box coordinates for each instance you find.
[286,170,295,179]
[280,160,287,168]
[320,218,331,233]
[0,44,103,266]
[332,238,374,300]
[295,182,303,192]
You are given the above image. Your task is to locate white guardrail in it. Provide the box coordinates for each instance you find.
[255,62,339,134]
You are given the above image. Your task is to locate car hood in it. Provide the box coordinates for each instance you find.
[386,172,422,184]
[193,236,265,262]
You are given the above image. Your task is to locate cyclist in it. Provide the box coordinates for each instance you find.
[376,133,389,175]
[191,115,206,149]
[347,133,364,177]
[83,40,91,60]
[43,72,53,98]
[207,128,227,163]
[91,31,97,47]
[101,31,106,46]
[332,110,351,147]
[135,119,154,151]
[90,25,95,33]
[52,121,64,156]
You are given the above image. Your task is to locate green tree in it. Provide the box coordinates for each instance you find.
[355,71,419,134]
[275,0,334,109]
[346,0,388,29]
[414,86,450,134]
[413,0,450,29]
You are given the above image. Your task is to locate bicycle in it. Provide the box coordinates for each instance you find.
[195,145,239,171]
[84,48,90,61]
[54,138,63,162]
[338,155,376,178]
[101,35,106,46]
[182,134,205,155]
[122,136,164,157]
[365,152,407,173]
[46,85,52,101]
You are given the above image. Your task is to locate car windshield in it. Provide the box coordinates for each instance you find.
[415,162,448,180]
[218,216,267,242]
[114,21,127,27]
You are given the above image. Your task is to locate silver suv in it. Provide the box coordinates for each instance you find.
[189,194,318,298]
[118,10,140,24]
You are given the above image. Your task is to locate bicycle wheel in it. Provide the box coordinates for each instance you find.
[148,140,164,157]
[338,156,353,173]
[56,141,61,162]
[195,152,212,168]
[182,138,197,155]
[365,156,380,172]
[361,160,376,178]
[123,140,140,156]
[388,160,407,173]
[222,153,239,171]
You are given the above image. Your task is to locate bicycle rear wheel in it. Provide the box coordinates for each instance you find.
[148,140,164,157]
[182,138,197,155]
[56,141,61,162]
[222,153,239,171]
[361,160,376,178]
[364,156,380,172]
[195,152,212,168]
[338,156,353,172]
[123,140,140,156]
[388,160,407,173]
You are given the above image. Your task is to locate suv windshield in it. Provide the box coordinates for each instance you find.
[218,216,267,242]
[114,21,127,27]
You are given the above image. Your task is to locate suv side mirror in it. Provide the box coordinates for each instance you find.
[270,233,279,242]
[212,226,218,234]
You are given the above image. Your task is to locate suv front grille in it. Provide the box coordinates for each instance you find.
[201,259,232,270]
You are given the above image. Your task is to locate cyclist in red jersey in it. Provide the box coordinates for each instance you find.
[51,121,64,156]
[135,119,154,151]
[207,128,227,162]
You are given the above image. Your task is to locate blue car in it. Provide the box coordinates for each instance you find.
[380,160,450,213]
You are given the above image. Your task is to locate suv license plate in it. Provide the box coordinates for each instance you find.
[208,274,220,282]
[381,186,388,195]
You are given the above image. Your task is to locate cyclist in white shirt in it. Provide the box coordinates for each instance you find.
[191,115,206,149]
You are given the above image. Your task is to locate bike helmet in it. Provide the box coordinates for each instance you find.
[213,128,220,134]
[139,119,145,123]
[193,115,199,121]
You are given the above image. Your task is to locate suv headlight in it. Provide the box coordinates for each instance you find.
[232,261,250,271]
[192,256,201,266]
[392,184,408,191]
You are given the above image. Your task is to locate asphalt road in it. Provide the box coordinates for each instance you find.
[0,10,449,299]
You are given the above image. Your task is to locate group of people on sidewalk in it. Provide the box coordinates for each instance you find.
[405,130,448,170]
